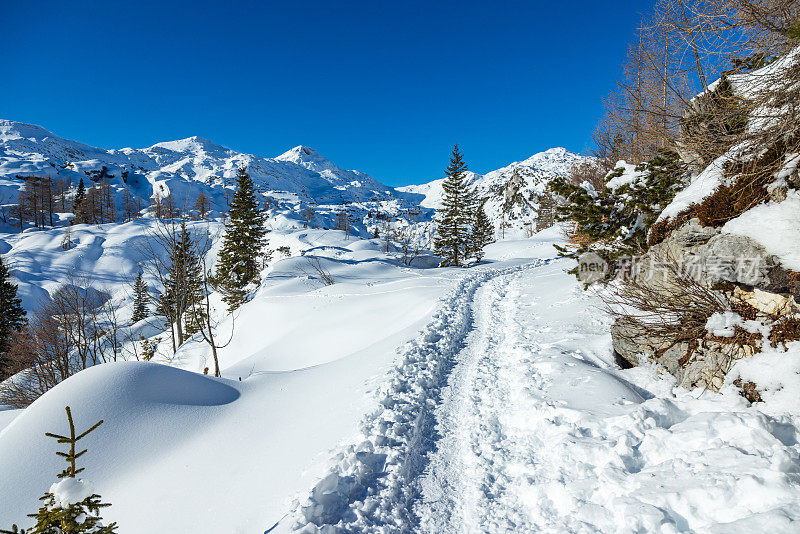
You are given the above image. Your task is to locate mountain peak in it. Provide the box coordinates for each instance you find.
[0,119,60,143]
[276,145,321,161]
[147,135,231,155]
[276,145,338,172]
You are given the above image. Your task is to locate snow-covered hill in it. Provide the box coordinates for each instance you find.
[398,147,585,236]
[2,231,798,533]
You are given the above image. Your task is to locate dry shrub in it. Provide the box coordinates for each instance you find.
[769,316,800,347]
[707,325,763,348]
[602,256,728,358]
[733,378,763,403]
[693,136,791,226]
[647,208,694,246]
[730,297,760,321]
[302,254,335,286]
[561,222,596,248]
[649,133,798,245]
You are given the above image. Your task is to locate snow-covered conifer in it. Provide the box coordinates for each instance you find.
[214,166,267,309]
[470,200,494,262]
[434,145,477,267]
[2,406,117,534]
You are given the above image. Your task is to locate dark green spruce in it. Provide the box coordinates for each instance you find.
[434,145,477,267]
[470,200,494,262]
[130,269,149,324]
[0,255,26,380]
[214,166,267,309]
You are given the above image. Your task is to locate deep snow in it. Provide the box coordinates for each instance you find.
[1,227,799,533]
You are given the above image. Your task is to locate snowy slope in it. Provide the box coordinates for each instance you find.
[0,218,221,312]
[398,147,585,235]
[0,229,459,533]
[1,229,799,533]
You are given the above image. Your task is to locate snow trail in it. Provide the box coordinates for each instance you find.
[291,259,800,533]
[415,264,800,533]
[290,261,548,532]
[416,265,641,532]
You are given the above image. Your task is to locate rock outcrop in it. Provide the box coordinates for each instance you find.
[612,218,799,391]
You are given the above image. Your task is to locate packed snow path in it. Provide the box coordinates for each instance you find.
[293,260,800,533]
[416,265,644,532]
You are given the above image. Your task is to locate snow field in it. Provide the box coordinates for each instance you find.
[0,226,459,533]
[1,228,798,533]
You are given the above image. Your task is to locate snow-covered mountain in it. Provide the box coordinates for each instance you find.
[0,119,414,227]
[399,147,585,235]
[0,119,585,237]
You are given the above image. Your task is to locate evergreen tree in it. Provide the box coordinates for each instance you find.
[549,150,685,277]
[73,178,86,215]
[214,167,267,309]
[434,145,477,267]
[1,406,117,534]
[130,270,149,324]
[0,255,26,379]
[470,200,494,263]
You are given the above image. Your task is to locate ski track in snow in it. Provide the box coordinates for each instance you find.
[291,261,548,533]
[290,261,800,533]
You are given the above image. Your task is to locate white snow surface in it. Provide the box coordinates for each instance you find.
[722,190,800,272]
[705,311,769,338]
[1,227,799,533]
[49,477,95,508]
[286,246,800,533]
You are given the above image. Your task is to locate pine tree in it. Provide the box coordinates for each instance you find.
[470,200,494,263]
[0,255,26,379]
[73,178,86,215]
[130,270,149,324]
[434,145,477,267]
[214,167,267,309]
[1,406,117,534]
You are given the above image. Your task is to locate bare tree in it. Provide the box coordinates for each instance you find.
[188,246,234,378]
[194,191,210,220]
[301,253,335,286]
[301,207,315,228]
[0,276,125,407]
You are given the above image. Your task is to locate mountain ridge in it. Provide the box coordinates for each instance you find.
[0,119,586,235]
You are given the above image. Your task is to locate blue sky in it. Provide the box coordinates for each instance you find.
[1,1,653,186]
